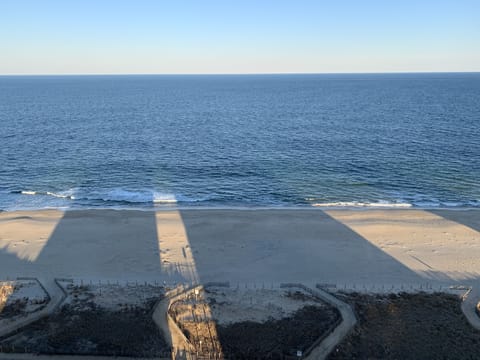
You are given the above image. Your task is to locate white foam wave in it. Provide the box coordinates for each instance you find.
[20,190,76,200]
[94,189,180,204]
[153,194,178,203]
[154,191,186,203]
[46,191,76,199]
[16,187,209,205]
[312,201,412,208]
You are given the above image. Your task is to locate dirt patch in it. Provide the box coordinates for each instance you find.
[329,292,480,360]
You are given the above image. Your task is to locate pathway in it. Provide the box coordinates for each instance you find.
[152,285,195,359]
[0,278,65,338]
[305,286,357,360]
[461,285,480,330]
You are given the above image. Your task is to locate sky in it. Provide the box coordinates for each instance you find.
[1,0,479,74]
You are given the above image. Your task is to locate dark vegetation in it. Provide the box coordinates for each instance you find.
[173,303,340,360]
[216,305,340,359]
[0,298,170,357]
[0,299,28,319]
[329,292,480,360]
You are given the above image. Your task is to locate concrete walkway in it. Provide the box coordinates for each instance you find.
[277,283,356,360]
[152,285,195,360]
[0,278,65,338]
[461,285,480,330]
[305,286,357,360]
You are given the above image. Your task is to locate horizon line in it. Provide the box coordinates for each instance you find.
[1,71,480,77]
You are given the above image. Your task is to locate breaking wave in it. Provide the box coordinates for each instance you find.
[16,190,76,200]
[311,201,413,208]
[13,188,208,205]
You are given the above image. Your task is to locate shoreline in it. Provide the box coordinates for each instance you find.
[2,205,480,213]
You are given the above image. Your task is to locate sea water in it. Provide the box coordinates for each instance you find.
[1,73,479,210]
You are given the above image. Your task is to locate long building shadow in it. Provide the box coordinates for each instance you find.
[0,209,164,281]
[34,209,163,281]
[0,210,65,279]
[4,209,443,286]
[0,207,176,355]
[429,209,480,234]
[177,209,429,286]
[174,209,474,358]
[427,209,480,285]
[3,207,480,358]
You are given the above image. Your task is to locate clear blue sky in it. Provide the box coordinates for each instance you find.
[1,0,479,74]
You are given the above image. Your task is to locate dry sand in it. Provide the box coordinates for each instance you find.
[0,209,479,288]
[178,287,326,325]
[59,281,165,311]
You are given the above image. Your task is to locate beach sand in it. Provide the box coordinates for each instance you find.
[0,209,479,287]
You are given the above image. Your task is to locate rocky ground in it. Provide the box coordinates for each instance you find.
[329,292,480,360]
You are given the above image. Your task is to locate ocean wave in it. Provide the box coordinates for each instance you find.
[90,189,215,204]
[9,189,479,209]
[17,190,76,200]
[46,191,76,199]
[93,189,179,204]
[13,188,208,205]
[311,201,413,208]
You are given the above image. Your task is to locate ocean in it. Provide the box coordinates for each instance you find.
[1,73,479,211]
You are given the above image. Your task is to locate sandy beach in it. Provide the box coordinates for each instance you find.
[0,209,479,288]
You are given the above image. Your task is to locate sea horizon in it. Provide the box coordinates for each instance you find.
[1,73,479,211]
[1,71,480,77]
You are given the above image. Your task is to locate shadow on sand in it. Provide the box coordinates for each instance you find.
[2,207,480,358]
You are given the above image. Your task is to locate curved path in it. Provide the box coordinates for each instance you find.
[0,278,65,338]
[155,283,357,360]
[152,285,195,359]
[461,285,480,330]
[304,286,356,360]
